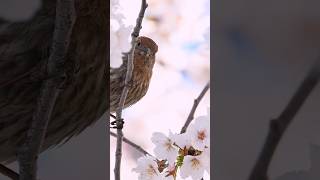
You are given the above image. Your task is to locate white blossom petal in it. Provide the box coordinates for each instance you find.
[133,155,163,180]
[187,115,210,150]
[171,132,192,149]
[179,149,209,180]
[151,132,179,164]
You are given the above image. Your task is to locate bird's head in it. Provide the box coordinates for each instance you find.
[133,36,158,70]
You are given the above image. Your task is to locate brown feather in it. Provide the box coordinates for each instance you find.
[0,0,108,162]
[110,36,158,112]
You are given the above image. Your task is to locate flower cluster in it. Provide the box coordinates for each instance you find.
[133,111,210,180]
[110,0,132,67]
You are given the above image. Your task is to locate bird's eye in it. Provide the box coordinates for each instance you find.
[137,42,141,46]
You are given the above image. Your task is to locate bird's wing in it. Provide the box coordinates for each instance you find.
[0,17,53,88]
[0,49,41,89]
[0,35,42,88]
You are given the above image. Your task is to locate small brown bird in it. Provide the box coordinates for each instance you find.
[0,0,107,162]
[110,36,158,112]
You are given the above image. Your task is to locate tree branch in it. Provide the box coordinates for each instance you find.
[180,82,210,180]
[110,131,152,156]
[114,1,148,179]
[114,42,136,180]
[0,164,19,180]
[248,60,320,180]
[180,82,210,134]
[131,0,148,40]
[17,1,76,180]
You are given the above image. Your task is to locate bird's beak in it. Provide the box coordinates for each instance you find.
[136,45,149,53]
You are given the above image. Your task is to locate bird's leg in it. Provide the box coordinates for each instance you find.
[110,113,124,129]
[110,118,124,129]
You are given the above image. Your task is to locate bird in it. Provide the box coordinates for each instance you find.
[0,0,108,162]
[110,36,158,113]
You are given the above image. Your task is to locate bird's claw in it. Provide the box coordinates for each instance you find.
[110,119,124,129]
[110,113,116,120]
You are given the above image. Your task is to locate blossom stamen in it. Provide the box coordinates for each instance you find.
[190,158,201,169]
[197,130,206,141]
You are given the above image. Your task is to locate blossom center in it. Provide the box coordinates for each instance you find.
[165,139,174,151]
[190,158,201,169]
[197,130,206,141]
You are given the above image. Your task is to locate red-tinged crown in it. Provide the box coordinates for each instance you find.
[138,36,158,53]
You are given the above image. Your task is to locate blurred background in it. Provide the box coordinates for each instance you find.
[0,0,210,179]
[0,0,108,180]
[110,0,210,179]
[214,0,320,179]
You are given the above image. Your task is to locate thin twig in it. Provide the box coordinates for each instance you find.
[131,0,148,40]
[248,60,320,180]
[180,82,210,134]
[110,131,152,156]
[113,1,148,180]
[0,164,19,180]
[180,82,210,180]
[17,1,76,180]
[114,42,136,180]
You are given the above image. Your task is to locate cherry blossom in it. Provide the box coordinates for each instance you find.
[133,155,163,180]
[151,131,179,165]
[133,111,210,180]
[179,148,210,180]
[171,132,192,149]
[187,115,210,150]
